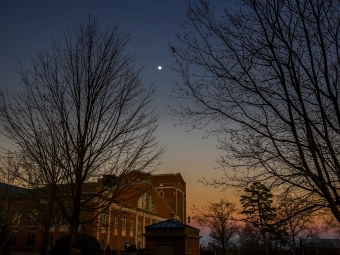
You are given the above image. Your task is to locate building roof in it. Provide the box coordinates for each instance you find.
[0,182,27,196]
[145,218,198,230]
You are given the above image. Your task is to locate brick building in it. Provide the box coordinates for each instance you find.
[150,173,186,223]
[2,172,187,254]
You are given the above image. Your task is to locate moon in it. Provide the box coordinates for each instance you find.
[158,66,162,70]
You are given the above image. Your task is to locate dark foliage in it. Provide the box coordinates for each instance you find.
[51,234,101,255]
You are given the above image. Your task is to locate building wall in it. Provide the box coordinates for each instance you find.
[150,173,187,223]
[145,236,186,255]
[7,172,183,254]
[144,226,200,255]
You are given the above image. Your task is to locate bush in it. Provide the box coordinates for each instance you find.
[51,234,101,255]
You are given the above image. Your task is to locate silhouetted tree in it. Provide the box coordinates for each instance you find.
[192,198,239,255]
[0,154,25,255]
[240,182,277,255]
[277,194,321,255]
[171,0,340,222]
[0,153,63,255]
[237,223,262,255]
[0,17,163,255]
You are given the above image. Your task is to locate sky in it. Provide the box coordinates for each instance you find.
[0,0,237,237]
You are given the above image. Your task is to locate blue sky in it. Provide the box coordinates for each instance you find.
[0,0,235,235]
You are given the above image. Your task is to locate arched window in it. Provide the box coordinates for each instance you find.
[12,212,21,227]
[29,209,38,226]
[137,193,156,213]
[159,190,164,199]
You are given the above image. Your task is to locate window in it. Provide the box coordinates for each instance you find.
[26,234,35,247]
[138,221,142,234]
[101,213,107,226]
[79,224,86,231]
[122,215,126,235]
[60,216,67,225]
[59,216,68,232]
[100,236,106,248]
[113,238,117,250]
[151,200,156,213]
[28,209,38,226]
[159,190,164,199]
[48,235,53,247]
[8,235,17,247]
[137,193,156,213]
[130,219,134,236]
[50,214,56,227]
[114,216,118,234]
[12,212,21,227]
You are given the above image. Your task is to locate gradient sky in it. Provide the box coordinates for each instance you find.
[0,0,237,237]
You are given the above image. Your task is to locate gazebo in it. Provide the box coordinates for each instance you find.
[143,218,201,255]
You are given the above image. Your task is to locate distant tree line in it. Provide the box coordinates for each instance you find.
[194,182,328,255]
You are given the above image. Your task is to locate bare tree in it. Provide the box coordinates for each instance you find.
[192,199,239,255]
[171,0,340,221]
[237,223,263,255]
[0,152,61,255]
[0,17,163,255]
[277,194,321,255]
[0,154,26,255]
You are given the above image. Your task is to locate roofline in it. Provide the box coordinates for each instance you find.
[152,173,182,176]
[151,173,186,183]
[145,218,200,231]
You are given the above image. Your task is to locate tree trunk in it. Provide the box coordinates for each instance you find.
[262,232,269,255]
[40,221,51,255]
[292,235,297,255]
[69,219,79,255]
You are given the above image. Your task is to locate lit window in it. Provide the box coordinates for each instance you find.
[114,216,118,234]
[28,209,38,226]
[122,215,126,235]
[12,211,21,227]
[137,193,156,213]
[101,213,107,226]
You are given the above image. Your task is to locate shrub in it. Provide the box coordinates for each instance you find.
[51,234,101,255]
